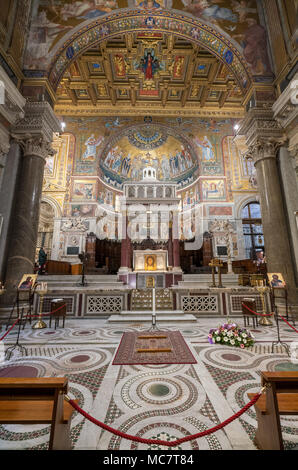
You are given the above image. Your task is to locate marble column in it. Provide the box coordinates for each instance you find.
[127,233,132,270]
[85,232,96,270]
[2,137,56,304]
[249,139,297,305]
[278,146,298,282]
[0,142,22,281]
[119,214,129,272]
[168,225,173,268]
[172,213,181,271]
[1,101,60,307]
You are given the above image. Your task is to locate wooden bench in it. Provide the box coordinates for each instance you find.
[0,378,77,450]
[248,371,298,450]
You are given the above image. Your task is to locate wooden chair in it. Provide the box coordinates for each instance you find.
[0,377,77,450]
[242,298,259,328]
[248,371,298,450]
[49,300,67,329]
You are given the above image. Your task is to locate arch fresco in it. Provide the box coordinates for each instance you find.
[47,9,252,93]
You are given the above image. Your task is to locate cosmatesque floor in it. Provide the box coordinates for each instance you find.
[0,317,298,450]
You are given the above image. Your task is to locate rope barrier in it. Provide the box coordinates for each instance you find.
[65,389,264,447]
[0,304,66,342]
[242,304,272,317]
[243,304,298,333]
[27,303,67,319]
[278,315,298,334]
[0,318,20,342]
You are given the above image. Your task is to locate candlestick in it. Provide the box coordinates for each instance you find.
[256,285,273,326]
[32,283,48,329]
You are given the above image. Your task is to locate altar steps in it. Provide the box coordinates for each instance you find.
[108,310,197,323]
[37,275,124,290]
[178,273,239,288]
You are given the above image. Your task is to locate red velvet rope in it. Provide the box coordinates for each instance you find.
[0,304,67,342]
[27,303,67,319]
[0,318,20,342]
[242,304,272,317]
[279,315,298,334]
[66,392,262,447]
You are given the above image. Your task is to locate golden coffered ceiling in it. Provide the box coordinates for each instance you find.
[54,32,245,118]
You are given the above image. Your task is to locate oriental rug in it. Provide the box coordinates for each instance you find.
[112,330,197,365]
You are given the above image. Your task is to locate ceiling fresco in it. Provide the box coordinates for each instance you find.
[24,0,272,82]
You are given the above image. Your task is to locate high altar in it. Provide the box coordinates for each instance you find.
[133,250,167,272]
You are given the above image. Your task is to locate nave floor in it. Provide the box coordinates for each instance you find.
[0,318,298,450]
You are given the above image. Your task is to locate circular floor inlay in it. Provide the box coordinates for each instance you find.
[148,383,170,397]
[70,354,90,363]
[221,353,242,361]
[275,362,298,372]
[0,365,39,377]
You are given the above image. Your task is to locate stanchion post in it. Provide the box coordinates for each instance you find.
[5,308,28,360]
[271,309,290,356]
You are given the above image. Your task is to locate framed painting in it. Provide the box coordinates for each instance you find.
[267,273,286,288]
[18,274,37,290]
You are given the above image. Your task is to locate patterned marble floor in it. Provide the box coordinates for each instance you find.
[0,317,298,450]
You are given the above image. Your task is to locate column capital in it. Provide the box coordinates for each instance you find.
[12,135,56,161]
[11,101,61,160]
[12,101,61,143]
[247,136,288,165]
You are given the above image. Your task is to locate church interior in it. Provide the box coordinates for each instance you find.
[0,0,298,452]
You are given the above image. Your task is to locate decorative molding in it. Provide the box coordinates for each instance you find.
[182,295,218,313]
[54,104,245,119]
[86,295,122,314]
[61,217,88,232]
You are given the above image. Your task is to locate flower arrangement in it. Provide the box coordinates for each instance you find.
[208,320,254,349]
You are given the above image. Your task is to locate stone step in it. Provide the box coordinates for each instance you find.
[119,310,184,316]
[108,314,197,323]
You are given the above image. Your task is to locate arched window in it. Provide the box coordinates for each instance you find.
[242,155,254,176]
[242,202,264,259]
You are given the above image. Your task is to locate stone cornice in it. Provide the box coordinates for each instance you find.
[273,73,298,131]
[12,101,61,143]
[0,65,26,125]
[237,107,285,149]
